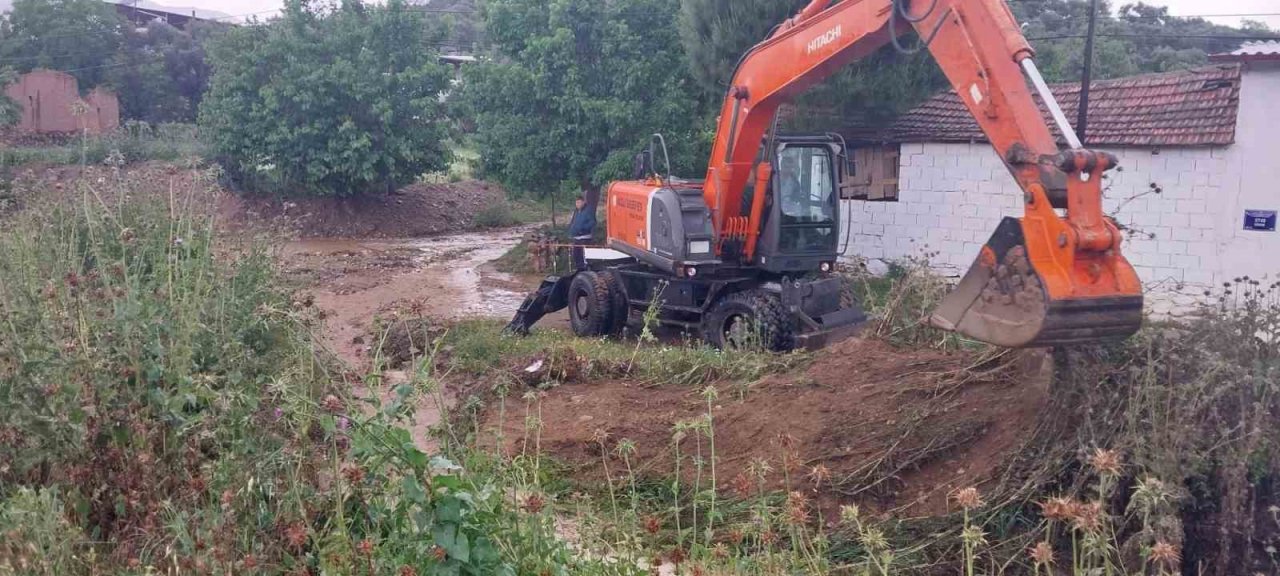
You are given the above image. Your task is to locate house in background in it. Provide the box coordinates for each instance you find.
[4,70,120,135]
[107,0,229,29]
[839,49,1279,315]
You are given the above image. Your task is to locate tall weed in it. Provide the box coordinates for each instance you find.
[0,172,586,574]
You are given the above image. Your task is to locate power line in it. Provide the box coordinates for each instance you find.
[58,53,167,74]
[1169,12,1280,18]
[0,5,473,47]
[27,39,467,77]
[0,7,278,45]
[403,8,476,14]
[1006,0,1280,18]
[1029,33,1280,41]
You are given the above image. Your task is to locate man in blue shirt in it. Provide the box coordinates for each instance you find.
[568,194,596,271]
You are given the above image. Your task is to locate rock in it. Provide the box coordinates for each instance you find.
[865,258,891,276]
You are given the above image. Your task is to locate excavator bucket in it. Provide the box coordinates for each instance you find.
[930,151,1144,348]
[930,218,1143,347]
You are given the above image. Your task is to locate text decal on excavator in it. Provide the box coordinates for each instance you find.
[807,25,842,54]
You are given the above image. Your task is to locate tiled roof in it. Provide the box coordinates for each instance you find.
[869,64,1241,147]
[1210,40,1280,62]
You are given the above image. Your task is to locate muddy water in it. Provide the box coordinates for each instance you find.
[403,229,533,319]
[284,226,536,365]
[283,226,539,451]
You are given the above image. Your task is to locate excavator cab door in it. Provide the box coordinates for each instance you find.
[755,137,842,273]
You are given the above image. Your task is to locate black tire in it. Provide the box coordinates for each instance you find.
[601,271,629,336]
[569,271,612,337]
[702,289,796,352]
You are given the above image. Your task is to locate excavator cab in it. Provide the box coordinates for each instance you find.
[754,136,842,273]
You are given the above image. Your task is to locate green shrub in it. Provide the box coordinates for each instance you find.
[0,68,19,128]
[199,0,453,197]
[472,202,519,229]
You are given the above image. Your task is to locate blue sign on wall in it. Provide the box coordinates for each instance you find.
[1244,210,1277,232]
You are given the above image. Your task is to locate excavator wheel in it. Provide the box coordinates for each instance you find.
[930,218,1143,348]
[703,289,796,352]
[601,271,629,336]
[569,271,615,337]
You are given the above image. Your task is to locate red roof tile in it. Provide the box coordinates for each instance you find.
[871,64,1241,147]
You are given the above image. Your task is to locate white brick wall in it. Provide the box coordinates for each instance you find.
[840,141,1030,272]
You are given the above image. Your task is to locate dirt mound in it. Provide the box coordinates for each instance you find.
[3,163,511,241]
[0,129,78,147]
[1,162,236,221]
[235,180,507,239]
[482,338,1051,518]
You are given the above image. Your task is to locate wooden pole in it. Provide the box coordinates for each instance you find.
[1077,0,1099,145]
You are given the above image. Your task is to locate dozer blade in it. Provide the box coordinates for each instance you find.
[930,217,1143,348]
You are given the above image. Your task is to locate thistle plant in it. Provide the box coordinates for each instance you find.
[629,280,667,372]
[671,421,689,551]
[953,486,986,576]
[841,504,894,576]
[702,384,720,548]
[593,428,621,530]
[616,438,639,516]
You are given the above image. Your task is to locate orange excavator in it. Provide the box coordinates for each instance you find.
[508,0,1143,351]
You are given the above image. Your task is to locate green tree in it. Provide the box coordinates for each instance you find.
[108,21,218,123]
[108,23,187,123]
[0,0,124,88]
[676,0,948,131]
[675,0,1274,137]
[678,0,808,97]
[426,0,483,52]
[199,0,453,197]
[462,0,707,204]
[0,68,20,127]
[1016,0,1277,82]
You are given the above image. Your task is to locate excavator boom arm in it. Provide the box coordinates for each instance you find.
[705,0,1143,347]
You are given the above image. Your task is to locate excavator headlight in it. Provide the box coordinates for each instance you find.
[820,261,833,273]
[686,266,698,278]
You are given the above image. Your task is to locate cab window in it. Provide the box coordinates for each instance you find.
[777,146,836,224]
[776,145,837,253]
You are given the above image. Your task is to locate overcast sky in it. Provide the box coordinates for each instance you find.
[167,0,1279,29]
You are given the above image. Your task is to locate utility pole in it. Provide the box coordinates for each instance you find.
[1077,0,1099,145]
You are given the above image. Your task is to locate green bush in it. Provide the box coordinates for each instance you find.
[0,68,20,128]
[199,0,453,197]
[472,202,519,229]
